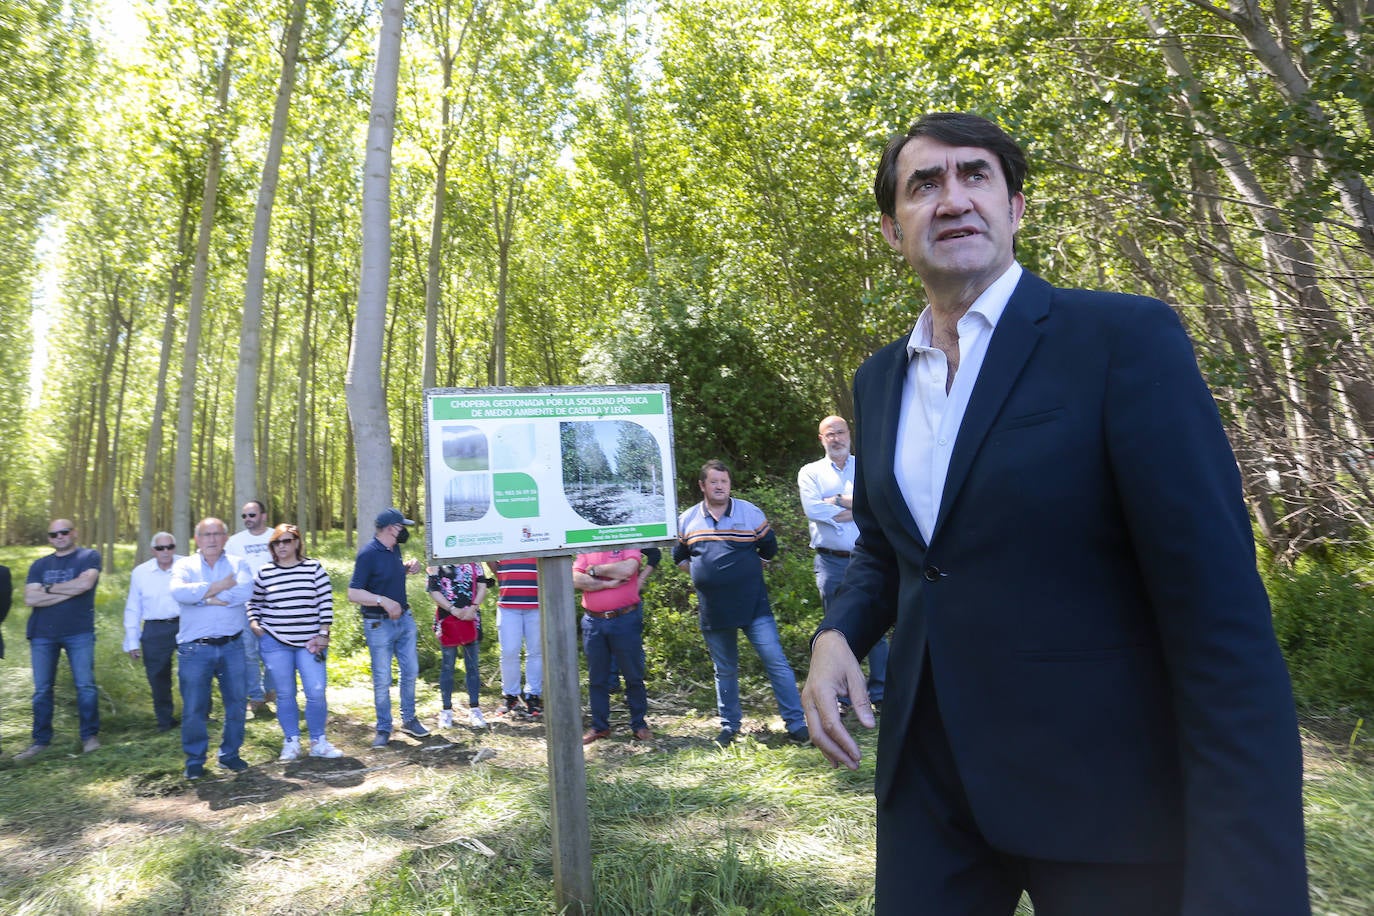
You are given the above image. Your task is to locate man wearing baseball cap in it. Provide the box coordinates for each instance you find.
[347,507,429,747]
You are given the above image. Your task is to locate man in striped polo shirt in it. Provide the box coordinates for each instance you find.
[674,459,809,748]
[487,558,542,718]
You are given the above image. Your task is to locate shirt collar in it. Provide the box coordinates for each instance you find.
[703,497,733,523]
[905,261,1023,359]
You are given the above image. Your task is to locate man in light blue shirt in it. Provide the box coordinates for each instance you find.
[170,517,254,779]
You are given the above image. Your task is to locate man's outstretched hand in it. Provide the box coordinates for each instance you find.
[802,629,875,770]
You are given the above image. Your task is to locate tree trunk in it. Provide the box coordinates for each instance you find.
[107,298,135,569]
[137,179,194,564]
[174,40,234,548]
[491,171,520,385]
[346,0,405,545]
[422,47,452,391]
[261,285,281,510]
[235,0,307,515]
[92,265,124,568]
[297,201,317,540]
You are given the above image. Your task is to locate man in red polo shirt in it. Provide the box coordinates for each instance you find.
[572,547,660,744]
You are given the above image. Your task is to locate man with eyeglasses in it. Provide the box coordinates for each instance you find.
[227,499,274,713]
[16,519,103,760]
[123,532,184,732]
[797,416,887,714]
[171,517,255,779]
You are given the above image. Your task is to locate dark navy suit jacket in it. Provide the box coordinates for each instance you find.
[823,270,1308,913]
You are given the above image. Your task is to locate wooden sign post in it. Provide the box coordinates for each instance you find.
[538,555,593,912]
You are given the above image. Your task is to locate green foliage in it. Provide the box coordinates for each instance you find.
[610,310,817,494]
[1264,546,1374,714]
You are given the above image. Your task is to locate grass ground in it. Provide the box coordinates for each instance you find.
[1,539,1371,914]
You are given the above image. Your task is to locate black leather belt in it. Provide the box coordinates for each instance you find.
[815,547,852,558]
[191,632,240,646]
[585,602,640,620]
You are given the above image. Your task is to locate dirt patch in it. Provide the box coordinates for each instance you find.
[96,700,808,831]
[1299,713,1373,775]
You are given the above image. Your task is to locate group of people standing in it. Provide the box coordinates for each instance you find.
[135,510,341,779]
[345,510,545,749]
[4,441,864,769]
[2,508,341,778]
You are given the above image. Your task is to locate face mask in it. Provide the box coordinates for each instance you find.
[395,526,411,544]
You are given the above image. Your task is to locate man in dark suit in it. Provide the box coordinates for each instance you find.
[1,563,9,756]
[802,113,1309,915]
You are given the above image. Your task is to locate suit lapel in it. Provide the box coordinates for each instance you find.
[931,272,1052,543]
[868,339,928,552]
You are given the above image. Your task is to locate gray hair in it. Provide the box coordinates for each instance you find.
[150,531,175,550]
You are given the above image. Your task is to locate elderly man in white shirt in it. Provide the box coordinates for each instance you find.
[798,415,887,711]
[123,531,184,731]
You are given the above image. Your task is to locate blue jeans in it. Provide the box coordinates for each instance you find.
[497,607,542,696]
[440,642,481,709]
[362,612,419,733]
[258,632,329,741]
[701,614,805,733]
[177,636,247,767]
[815,551,889,702]
[583,604,648,732]
[240,610,269,701]
[29,631,100,744]
[140,618,180,728]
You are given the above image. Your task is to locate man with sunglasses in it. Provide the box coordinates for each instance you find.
[17,519,103,760]
[227,499,274,713]
[123,532,184,732]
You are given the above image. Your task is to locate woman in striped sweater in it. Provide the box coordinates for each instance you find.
[247,524,342,760]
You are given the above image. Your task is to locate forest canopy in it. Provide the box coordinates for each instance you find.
[3,0,1370,567]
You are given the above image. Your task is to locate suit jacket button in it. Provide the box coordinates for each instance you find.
[923,566,942,581]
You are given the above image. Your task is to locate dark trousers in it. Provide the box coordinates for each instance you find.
[875,662,1183,916]
[140,619,179,729]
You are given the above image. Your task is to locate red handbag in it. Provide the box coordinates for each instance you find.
[435,610,479,646]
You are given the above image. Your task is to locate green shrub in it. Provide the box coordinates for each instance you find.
[1264,547,1374,715]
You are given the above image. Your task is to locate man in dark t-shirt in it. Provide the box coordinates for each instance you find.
[18,519,102,759]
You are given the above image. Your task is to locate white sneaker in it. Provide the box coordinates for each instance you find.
[309,737,343,758]
[279,737,301,761]
[468,707,487,728]
[437,709,454,729]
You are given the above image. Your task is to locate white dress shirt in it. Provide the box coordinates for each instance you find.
[122,556,184,651]
[798,454,859,551]
[896,262,1022,543]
